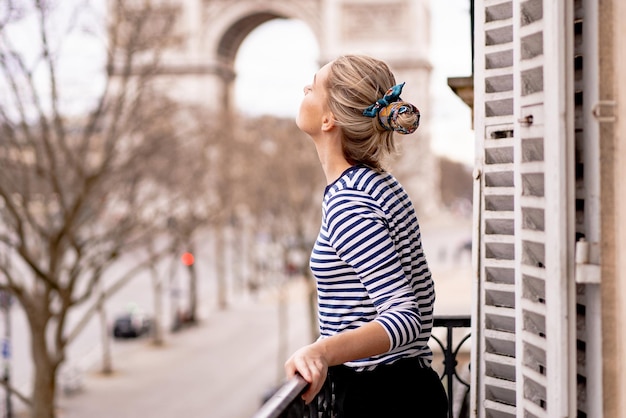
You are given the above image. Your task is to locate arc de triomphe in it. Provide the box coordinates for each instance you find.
[152,0,439,216]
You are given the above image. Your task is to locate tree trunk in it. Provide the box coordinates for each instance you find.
[186,261,198,323]
[215,226,228,310]
[167,251,182,332]
[97,279,113,374]
[98,297,113,374]
[151,271,165,345]
[30,326,58,418]
[277,281,288,383]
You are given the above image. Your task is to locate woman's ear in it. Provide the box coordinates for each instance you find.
[321,112,336,132]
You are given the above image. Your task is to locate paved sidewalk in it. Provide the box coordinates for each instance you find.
[56,279,313,418]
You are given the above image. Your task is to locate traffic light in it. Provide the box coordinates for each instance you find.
[181,252,195,267]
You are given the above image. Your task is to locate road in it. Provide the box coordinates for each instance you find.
[56,279,313,418]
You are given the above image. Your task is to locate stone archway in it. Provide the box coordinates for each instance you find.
[206,1,321,111]
[156,0,439,216]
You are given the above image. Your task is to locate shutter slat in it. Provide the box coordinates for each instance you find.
[520,399,548,418]
[520,297,546,317]
[518,18,545,37]
[485,138,514,149]
[484,210,514,220]
[518,195,545,209]
[484,114,516,126]
[484,66,515,79]
[519,55,545,72]
[520,264,546,280]
[519,161,544,173]
[485,351,516,367]
[485,376,516,405]
[521,367,547,390]
[484,328,516,342]
[484,235,515,245]
[483,162,514,174]
[520,330,546,351]
[483,399,516,416]
[484,187,514,196]
[485,18,514,32]
[519,229,545,244]
[485,282,515,293]
[485,304,516,319]
[484,90,514,103]
[486,352,516,382]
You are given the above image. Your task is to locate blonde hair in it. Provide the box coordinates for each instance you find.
[325,55,417,171]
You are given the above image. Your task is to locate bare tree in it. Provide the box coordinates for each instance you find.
[230,116,324,339]
[151,106,225,321]
[235,115,323,267]
[0,1,199,416]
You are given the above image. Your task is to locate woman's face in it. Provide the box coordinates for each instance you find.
[296,61,332,136]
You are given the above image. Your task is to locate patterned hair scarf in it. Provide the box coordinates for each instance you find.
[362,82,420,134]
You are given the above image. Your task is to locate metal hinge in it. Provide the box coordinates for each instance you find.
[591,100,617,123]
[575,238,601,284]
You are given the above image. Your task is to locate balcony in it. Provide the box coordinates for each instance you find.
[252,315,472,418]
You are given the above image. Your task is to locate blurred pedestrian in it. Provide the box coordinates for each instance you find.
[284,54,448,417]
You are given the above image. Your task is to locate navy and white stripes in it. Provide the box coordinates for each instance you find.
[310,166,435,371]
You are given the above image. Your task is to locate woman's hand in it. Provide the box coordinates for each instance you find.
[284,341,329,404]
[285,321,390,404]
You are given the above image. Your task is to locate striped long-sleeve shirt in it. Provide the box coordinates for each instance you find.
[310,165,435,371]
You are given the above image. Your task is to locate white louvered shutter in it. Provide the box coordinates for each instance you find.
[472,0,517,415]
[472,0,581,417]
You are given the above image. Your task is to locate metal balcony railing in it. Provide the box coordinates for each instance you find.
[252,375,309,418]
[432,315,472,418]
[252,315,472,418]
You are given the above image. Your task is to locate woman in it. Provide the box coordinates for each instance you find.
[284,55,448,417]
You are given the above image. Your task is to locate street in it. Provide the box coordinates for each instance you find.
[56,279,313,418]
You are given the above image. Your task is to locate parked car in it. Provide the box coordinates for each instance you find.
[112,310,152,338]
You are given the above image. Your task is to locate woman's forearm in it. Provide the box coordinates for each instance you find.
[315,320,391,366]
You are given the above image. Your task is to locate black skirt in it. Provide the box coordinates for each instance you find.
[321,356,448,418]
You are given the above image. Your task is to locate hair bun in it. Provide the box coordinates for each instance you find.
[378,102,420,134]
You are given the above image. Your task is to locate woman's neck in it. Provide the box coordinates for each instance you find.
[314,134,352,185]
[322,159,353,186]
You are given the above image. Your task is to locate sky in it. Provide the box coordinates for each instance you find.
[234,0,475,165]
